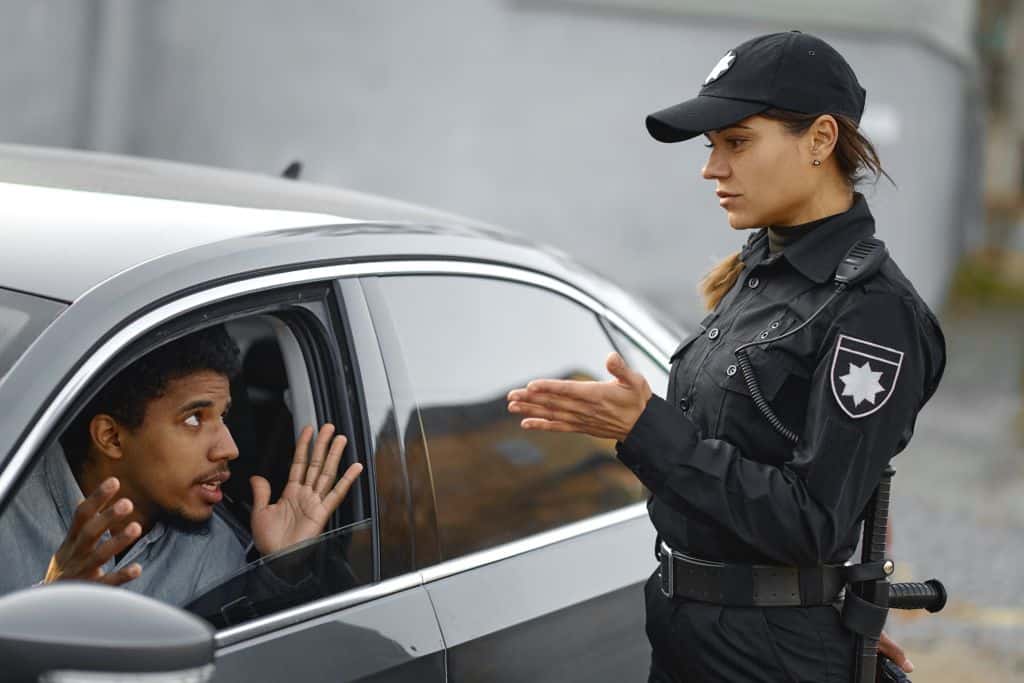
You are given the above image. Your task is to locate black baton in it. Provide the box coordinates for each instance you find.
[853,466,893,683]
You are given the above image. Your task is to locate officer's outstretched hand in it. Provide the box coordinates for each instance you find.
[507,352,652,442]
[250,423,363,556]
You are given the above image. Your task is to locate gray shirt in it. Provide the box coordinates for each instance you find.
[0,443,247,606]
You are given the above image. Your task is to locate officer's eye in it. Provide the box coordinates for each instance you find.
[184,414,201,428]
[726,137,747,148]
[704,142,714,149]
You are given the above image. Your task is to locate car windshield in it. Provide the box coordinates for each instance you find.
[0,287,66,380]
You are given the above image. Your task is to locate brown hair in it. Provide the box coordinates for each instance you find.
[699,110,893,310]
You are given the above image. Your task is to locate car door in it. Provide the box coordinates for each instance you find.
[364,266,672,681]
[0,271,446,683]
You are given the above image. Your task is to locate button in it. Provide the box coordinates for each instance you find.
[759,331,770,340]
[708,328,720,340]
[678,397,690,412]
[747,277,760,289]
[726,364,737,376]
[770,321,781,329]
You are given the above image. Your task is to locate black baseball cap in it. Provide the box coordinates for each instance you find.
[646,30,866,143]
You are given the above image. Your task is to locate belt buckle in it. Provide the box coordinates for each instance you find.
[659,540,674,598]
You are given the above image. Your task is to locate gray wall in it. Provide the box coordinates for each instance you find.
[0,1,980,325]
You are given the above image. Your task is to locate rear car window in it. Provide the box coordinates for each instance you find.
[0,287,66,380]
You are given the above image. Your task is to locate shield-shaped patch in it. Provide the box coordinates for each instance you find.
[829,334,904,419]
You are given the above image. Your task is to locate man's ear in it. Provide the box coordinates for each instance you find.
[89,414,126,461]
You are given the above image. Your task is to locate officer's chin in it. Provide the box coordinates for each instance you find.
[724,210,761,230]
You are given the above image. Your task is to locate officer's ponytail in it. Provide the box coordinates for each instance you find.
[699,110,892,310]
[700,251,745,311]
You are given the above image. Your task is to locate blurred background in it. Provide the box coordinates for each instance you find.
[0,1,1020,678]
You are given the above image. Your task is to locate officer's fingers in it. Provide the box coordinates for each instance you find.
[523,378,601,402]
[511,401,584,427]
[509,391,591,418]
[878,631,913,673]
[99,562,143,586]
[606,352,637,384]
[520,418,582,434]
[69,477,120,538]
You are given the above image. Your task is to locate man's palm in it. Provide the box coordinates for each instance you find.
[249,424,363,556]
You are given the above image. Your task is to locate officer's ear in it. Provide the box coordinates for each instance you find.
[89,414,127,462]
[808,114,839,160]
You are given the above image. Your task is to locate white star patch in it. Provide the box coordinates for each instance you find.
[838,361,885,407]
[704,50,736,86]
[829,334,904,419]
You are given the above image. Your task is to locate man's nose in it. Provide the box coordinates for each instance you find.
[212,423,240,462]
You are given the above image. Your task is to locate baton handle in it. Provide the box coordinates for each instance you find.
[888,579,947,613]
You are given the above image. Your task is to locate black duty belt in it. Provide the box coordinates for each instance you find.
[657,540,846,607]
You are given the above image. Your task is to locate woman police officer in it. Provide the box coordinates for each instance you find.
[506,30,945,682]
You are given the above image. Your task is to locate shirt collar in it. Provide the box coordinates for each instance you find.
[776,193,875,283]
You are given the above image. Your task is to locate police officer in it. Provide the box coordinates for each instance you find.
[506,31,945,682]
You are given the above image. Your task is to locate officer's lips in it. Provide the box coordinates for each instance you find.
[716,190,741,207]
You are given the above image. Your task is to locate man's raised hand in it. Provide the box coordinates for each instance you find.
[250,423,363,556]
[43,477,143,586]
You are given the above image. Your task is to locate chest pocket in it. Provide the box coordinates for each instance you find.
[707,344,812,450]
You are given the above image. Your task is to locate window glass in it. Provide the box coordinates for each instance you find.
[379,275,646,559]
[606,323,670,400]
[0,287,66,380]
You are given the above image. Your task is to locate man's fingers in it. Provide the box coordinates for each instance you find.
[68,477,120,538]
[100,562,143,586]
[321,462,363,513]
[71,496,134,557]
[303,423,336,487]
[287,425,315,484]
[91,522,142,571]
[315,434,348,497]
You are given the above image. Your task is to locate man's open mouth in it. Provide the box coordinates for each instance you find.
[197,471,230,491]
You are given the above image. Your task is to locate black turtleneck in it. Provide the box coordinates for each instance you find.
[767,207,849,255]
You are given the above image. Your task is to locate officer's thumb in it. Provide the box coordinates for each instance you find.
[606,352,636,385]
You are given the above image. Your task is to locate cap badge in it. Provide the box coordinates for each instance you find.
[704,50,736,86]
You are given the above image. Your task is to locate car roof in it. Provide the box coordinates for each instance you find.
[0,144,525,302]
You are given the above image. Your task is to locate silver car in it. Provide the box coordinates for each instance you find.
[0,145,678,682]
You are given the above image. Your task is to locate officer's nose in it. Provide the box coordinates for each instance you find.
[701,147,730,180]
[211,422,240,463]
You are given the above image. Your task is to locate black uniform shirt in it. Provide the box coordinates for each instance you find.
[617,194,946,566]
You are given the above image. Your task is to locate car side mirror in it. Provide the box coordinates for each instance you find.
[0,582,215,683]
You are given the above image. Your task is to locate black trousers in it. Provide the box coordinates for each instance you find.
[644,569,856,683]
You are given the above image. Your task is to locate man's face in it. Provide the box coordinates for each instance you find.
[114,370,238,524]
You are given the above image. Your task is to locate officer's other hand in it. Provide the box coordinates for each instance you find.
[506,352,652,442]
[879,630,913,673]
[43,477,143,586]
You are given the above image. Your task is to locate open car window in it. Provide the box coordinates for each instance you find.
[185,518,373,629]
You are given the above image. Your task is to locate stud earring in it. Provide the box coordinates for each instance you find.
[812,159,822,166]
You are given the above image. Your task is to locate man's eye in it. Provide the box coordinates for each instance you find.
[184,414,200,427]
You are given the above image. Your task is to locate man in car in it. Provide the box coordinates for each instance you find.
[0,325,362,606]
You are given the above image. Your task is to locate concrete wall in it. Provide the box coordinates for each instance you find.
[0,1,980,325]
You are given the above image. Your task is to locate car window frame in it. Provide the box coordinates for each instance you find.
[0,258,670,646]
